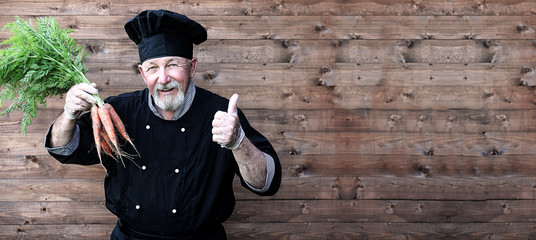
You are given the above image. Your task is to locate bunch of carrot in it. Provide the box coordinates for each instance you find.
[0,16,140,169]
[91,103,140,169]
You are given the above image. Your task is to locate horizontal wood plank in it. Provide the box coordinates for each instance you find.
[10,85,535,111]
[224,222,536,240]
[3,129,536,158]
[5,153,536,179]
[233,176,536,201]
[3,39,529,64]
[1,0,535,16]
[228,199,536,223]
[0,224,113,240]
[0,179,104,202]
[5,107,535,134]
[2,176,536,202]
[1,200,536,225]
[279,155,536,178]
[0,201,116,225]
[75,63,536,88]
[0,154,106,179]
[2,15,534,40]
[2,222,535,240]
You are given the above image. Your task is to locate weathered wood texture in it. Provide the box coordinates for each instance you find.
[1,0,536,239]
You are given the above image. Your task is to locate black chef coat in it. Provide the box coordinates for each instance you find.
[46,87,281,238]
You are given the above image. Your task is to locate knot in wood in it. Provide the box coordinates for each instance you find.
[281,40,291,49]
[320,66,332,74]
[410,1,424,10]
[300,203,310,214]
[331,40,341,48]
[472,1,486,10]
[100,2,110,10]
[85,42,102,53]
[522,67,533,74]
[294,114,307,122]
[402,39,414,48]
[300,97,310,104]
[385,203,395,214]
[292,164,305,173]
[418,115,430,122]
[203,71,217,81]
[502,203,512,214]
[290,164,306,177]
[389,114,402,122]
[402,90,413,98]
[483,40,497,48]
[418,165,432,177]
[516,24,528,32]
[495,114,508,122]
[484,89,495,98]
[422,34,433,40]
[25,155,39,163]
[271,2,285,10]
[488,149,500,155]
[282,91,293,98]
[242,9,252,16]
[314,24,328,33]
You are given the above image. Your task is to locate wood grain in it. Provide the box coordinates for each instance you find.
[1,0,535,16]
[2,15,534,40]
[1,0,536,239]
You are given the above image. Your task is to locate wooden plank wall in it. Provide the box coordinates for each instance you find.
[1,0,536,239]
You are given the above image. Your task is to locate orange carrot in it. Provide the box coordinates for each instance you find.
[106,103,140,157]
[98,105,120,155]
[100,128,124,167]
[91,103,141,169]
[91,105,102,164]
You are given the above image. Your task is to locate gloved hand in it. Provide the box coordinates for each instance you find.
[212,94,245,149]
[63,83,99,119]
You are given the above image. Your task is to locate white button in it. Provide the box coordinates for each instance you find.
[142,166,147,170]
[181,127,185,132]
[146,125,150,129]
[172,209,177,213]
[175,169,180,173]
[135,205,140,210]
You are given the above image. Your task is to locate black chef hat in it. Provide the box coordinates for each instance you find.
[124,10,207,63]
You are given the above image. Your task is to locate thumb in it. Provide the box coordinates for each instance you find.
[227,94,239,115]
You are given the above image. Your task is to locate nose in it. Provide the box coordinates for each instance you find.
[157,68,171,84]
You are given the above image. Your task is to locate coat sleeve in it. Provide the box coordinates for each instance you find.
[44,111,114,170]
[236,109,282,196]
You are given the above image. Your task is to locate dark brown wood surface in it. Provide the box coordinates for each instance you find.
[1,0,536,239]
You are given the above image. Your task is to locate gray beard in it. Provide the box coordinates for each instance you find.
[152,81,185,112]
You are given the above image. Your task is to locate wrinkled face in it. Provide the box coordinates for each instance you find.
[139,56,197,112]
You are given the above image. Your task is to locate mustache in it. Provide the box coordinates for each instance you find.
[154,81,181,91]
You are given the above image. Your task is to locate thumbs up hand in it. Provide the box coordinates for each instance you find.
[212,94,245,149]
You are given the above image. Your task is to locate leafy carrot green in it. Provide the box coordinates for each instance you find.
[0,16,103,135]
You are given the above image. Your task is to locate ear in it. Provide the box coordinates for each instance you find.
[189,58,198,79]
[138,64,148,84]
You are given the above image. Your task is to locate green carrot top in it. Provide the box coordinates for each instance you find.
[0,16,103,135]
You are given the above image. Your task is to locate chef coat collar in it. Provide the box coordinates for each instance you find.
[147,80,196,120]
